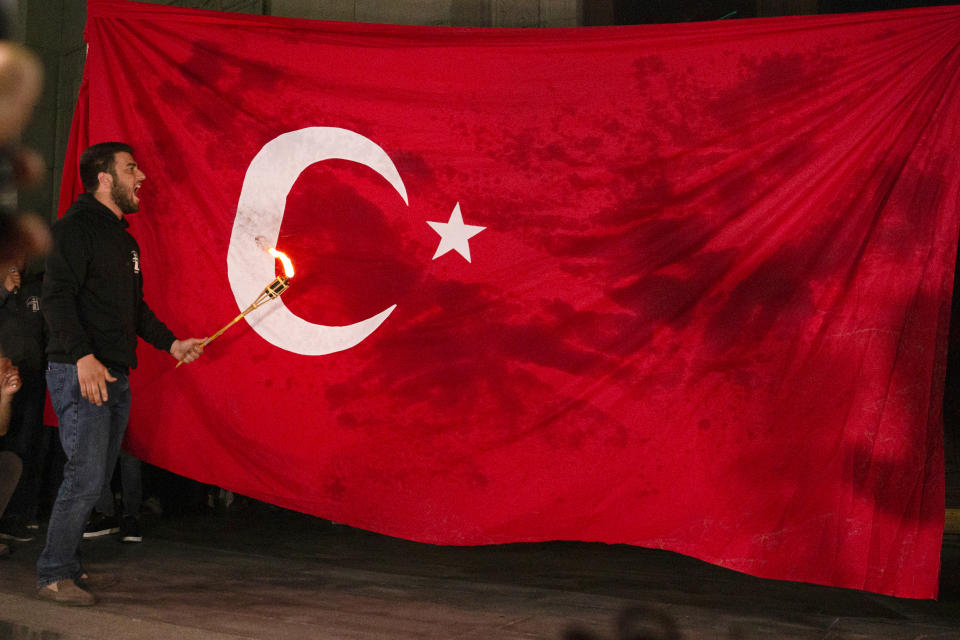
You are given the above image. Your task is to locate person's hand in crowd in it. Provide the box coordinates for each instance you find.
[0,356,20,401]
[3,265,19,292]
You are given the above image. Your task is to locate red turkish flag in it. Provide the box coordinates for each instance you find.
[63,0,960,598]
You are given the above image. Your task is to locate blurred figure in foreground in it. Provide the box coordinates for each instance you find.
[0,40,49,264]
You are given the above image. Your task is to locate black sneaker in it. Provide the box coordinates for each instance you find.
[0,518,35,542]
[82,513,119,538]
[120,516,142,543]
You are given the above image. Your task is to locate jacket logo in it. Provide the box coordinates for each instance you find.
[26,296,39,312]
[131,250,140,274]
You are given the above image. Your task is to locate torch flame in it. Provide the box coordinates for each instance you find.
[268,248,294,278]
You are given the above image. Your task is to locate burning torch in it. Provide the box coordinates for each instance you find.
[177,248,294,368]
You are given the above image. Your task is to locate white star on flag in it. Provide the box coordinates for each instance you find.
[426,203,485,262]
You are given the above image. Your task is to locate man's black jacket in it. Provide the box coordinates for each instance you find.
[42,193,176,372]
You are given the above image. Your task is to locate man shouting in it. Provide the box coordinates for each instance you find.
[38,142,205,605]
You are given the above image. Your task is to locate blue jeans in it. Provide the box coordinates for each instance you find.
[95,449,142,519]
[37,362,131,587]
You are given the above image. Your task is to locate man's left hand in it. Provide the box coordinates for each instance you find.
[171,338,205,365]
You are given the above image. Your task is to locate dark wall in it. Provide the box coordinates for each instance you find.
[609,0,957,23]
[614,0,758,23]
[821,0,956,11]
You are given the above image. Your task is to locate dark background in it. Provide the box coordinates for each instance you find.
[586,0,958,24]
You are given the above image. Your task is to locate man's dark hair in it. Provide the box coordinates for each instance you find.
[79,142,133,193]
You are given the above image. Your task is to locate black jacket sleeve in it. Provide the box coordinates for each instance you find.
[41,220,94,363]
[136,295,177,353]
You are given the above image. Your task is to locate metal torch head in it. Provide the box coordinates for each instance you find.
[265,275,290,299]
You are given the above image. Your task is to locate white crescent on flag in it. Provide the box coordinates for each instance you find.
[227,127,402,355]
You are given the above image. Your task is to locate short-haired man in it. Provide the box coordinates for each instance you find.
[37,142,204,605]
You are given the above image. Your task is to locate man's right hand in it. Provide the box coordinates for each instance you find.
[77,354,117,406]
